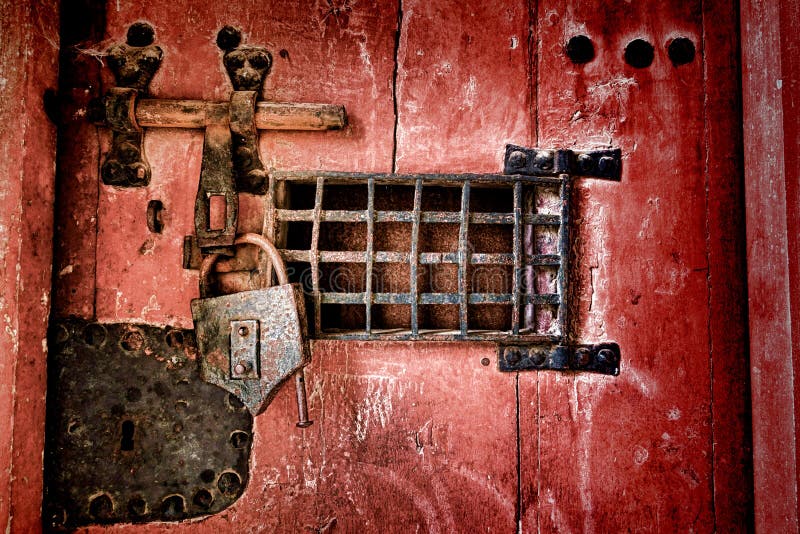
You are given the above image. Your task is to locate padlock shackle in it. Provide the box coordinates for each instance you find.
[199,233,289,297]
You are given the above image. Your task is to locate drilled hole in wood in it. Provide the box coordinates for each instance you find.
[624,38,655,68]
[565,34,595,64]
[120,420,135,451]
[668,37,695,66]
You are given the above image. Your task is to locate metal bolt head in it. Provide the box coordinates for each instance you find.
[237,326,249,337]
[507,150,528,168]
[234,361,251,375]
[598,155,615,173]
[480,357,491,367]
[533,150,554,171]
[596,348,615,363]
[573,347,591,368]
[578,153,595,172]
[505,347,522,365]
[530,349,547,366]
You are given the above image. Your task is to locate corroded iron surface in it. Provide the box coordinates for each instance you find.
[44,319,252,531]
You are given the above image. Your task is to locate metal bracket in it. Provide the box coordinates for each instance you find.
[498,343,621,375]
[194,124,239,253]
[504,144,622,180]
[44,319,252,530]
[101,23,163,187]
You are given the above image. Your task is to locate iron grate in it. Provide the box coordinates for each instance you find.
[266,171,570,342]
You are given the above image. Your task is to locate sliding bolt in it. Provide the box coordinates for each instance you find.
[295,370,313,428]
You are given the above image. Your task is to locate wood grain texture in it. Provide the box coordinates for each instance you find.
[0,1,60,532]
[520,1,747,531]
[393,0,534,173]
[742,0,800,530]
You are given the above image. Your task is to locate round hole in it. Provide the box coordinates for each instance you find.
[67,418,80,434]
[216,25,242,51]
[667,37,695,66]
[120,330,144,351]
[237,326,249,337]
[125,387,142,402]
[165,329,184,348]
[565,35,594,64]
[126,22,155,47]
[480,357,490,367]
[89,493,114,520]
[160,494,186,521]
[192,489,214,510]
[217,471,242,497]
[199,469,216,483]
[624,38,655,68]
[127,496,147,518]
[82,324,107,348]
[230,430,249,449]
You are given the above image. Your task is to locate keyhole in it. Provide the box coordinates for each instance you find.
[121,420,135,451]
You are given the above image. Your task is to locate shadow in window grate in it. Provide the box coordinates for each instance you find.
[268,171,569,342]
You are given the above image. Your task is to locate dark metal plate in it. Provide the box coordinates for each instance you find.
[44,319,253,531]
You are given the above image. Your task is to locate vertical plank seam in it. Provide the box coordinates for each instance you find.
[700,1,718,529]
[391,0,404,173]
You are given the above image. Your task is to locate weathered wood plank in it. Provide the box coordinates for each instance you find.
[0,1,60,532]
[393,0,534,173]
[521,1,731,531]
[742,0,800,530]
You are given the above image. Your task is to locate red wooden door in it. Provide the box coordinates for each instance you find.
[52,0,750,532]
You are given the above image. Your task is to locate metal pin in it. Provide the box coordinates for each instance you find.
[295,371,312,428]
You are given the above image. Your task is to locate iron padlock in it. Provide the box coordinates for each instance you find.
[191,232,310,415]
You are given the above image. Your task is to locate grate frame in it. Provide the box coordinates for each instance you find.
[266,171,571,343]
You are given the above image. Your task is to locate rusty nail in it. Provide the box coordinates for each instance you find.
[573,347,591,368]
[598,156,615,173]
[234,361,250,375]
[533,151,553,170]
[578,153,595,172]
[508,150,527,168]
[596,348,615,363]
[295,371,313,428]
[505,347,522,365]
[480,357,490,366]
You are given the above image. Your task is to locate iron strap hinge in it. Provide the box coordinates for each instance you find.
[504,144,622,180]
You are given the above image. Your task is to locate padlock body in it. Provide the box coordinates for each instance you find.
[191,283,310,415]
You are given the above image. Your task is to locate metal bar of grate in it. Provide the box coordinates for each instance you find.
[512,181,522,335]
[318,292,559,305]
[557,174,570,337]
[410,178,422,337]
[458,181,470,336]
[275,209,559,225]
[364,177,375,334]
[310,176,324,335]
[279,250,561,266]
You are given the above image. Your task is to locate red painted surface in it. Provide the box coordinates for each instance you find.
[0,1,59,532]
[519,1,749,531]
[742,0,800,530]
[35,0,751,531]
